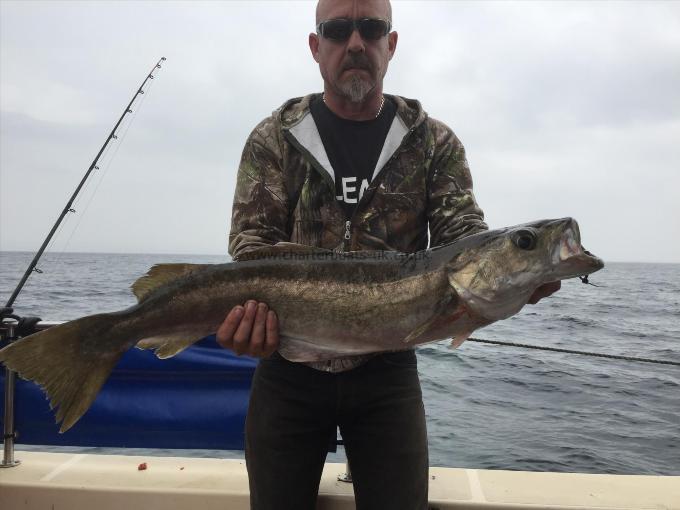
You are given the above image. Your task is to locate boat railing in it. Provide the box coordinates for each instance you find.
[2,320,63,468]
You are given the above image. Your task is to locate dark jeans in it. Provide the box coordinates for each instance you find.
[245,349,429,510]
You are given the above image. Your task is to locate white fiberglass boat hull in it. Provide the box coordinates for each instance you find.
[0,451,678,510]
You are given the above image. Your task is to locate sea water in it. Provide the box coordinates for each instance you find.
[1,251,678,475]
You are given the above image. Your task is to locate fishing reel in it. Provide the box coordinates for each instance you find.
[0,307,42,346]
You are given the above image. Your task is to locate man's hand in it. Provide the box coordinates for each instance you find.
[216,300,279,357]
[527,281,561,305]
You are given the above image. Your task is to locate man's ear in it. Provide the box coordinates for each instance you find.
[388,31,398,60]
[309,33,320,63]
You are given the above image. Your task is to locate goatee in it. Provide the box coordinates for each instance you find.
[341,75,372,103]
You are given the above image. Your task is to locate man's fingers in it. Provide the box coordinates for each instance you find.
[216,306,244,349]
[248,303,269,357]
[215,301,278,358]
[232,301,257,355]
[263,310,280,357]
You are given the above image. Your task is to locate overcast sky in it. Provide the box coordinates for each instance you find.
[1,1,679,263]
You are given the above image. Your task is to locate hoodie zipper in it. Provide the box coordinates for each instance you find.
[284,103,421,253]
[341,123,419,252]
[343,220,352,251]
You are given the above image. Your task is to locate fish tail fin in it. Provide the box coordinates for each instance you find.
[0,314,132,432]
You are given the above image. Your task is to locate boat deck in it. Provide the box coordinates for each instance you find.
[0,451,678,509]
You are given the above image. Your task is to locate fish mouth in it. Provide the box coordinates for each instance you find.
[556,219,604,277]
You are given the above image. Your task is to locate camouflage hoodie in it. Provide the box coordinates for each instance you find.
[229,93,487,371]
[230,93,486,258]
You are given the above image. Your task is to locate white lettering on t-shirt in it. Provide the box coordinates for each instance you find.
[342,177,357,204]
[337,177,370,204]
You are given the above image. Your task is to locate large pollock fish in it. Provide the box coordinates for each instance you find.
[0,217,603,432]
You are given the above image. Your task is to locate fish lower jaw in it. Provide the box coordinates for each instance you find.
[554,234,604,277]
[554,249,604,279]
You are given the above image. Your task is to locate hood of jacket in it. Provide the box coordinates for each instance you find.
[276,93,427,187]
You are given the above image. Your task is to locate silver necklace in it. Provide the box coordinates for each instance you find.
[323,93,385,119]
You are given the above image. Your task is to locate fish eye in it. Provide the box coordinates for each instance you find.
[513,229,537,250]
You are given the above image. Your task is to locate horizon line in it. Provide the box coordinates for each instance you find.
[0,249,678,265]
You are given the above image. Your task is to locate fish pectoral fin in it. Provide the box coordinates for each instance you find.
[449,331,473,349]
[403,316,440,344]
[132,264,211,302]
[404,294,457,344]
[136,333,204,359]
[236,242,333,261]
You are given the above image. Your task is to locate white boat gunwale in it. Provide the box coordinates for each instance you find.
[1,451,678,510]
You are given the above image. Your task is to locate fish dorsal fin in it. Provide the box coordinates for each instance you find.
[236,242,333,261]
[132,263,210,302]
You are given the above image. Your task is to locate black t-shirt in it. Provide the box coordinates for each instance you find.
[310,95,397,219]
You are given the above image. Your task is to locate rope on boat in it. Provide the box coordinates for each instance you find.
[467,337,680,366]
[1,317,675,367]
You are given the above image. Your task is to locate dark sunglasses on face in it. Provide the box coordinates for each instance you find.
[316,18,391,41]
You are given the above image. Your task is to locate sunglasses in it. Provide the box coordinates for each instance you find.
[316,18,391,41]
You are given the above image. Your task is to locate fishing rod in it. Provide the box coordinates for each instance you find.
[3,56,167,310]
[1,56,166,469]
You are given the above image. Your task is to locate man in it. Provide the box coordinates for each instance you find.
[217,1,559,508]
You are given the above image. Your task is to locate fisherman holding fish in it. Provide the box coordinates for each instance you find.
[215,1,563,508]
[0,2,604,505]
[0,0,565,507]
